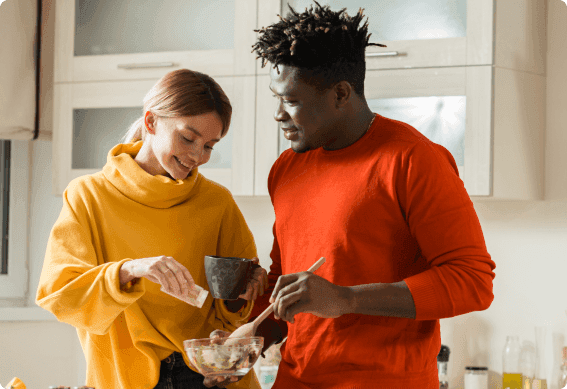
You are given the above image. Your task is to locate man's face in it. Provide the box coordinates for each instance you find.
[269,64,337,153]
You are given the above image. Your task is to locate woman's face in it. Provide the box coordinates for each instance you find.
[144,111,224,180]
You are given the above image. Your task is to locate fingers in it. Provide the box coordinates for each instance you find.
[272,282,302,320]
[209,330,231,339]
[239,268,267,301]
[282,297,309,324]
[238,282,254,300]
[151,256,195,297]
[204,376,238,388]
[270,273,299,304]
[255,267,268,296]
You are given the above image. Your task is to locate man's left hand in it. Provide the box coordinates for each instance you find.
[270,271,352,323]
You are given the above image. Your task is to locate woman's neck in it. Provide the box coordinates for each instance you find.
[133,141,168,177]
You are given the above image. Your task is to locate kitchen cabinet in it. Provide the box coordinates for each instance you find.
[54,0,257,82]
[255,65,545,199]
[49,0,546,198]
[50,0,258,195]
[254,0,546,199]
[53,76,256,195]
[258,0,545,75]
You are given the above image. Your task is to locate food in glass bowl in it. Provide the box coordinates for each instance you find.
[184,336,263,377]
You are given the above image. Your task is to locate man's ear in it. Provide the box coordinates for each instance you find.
[334,81,353,108]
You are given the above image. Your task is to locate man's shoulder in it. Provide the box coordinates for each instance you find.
[370,115,432,150]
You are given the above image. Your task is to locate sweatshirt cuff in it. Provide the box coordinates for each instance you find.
[105,259,145,306]
[216,299,254,331]
[403,270,444,321]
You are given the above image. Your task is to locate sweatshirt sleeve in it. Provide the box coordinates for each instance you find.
[35,183,145,335]
[399,141,496,321]
[213,196,259,330]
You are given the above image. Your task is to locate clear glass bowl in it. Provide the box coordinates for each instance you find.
[184,337,264,377]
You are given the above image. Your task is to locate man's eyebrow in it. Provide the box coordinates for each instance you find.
[269,85,295,97]
[182,126,220,142]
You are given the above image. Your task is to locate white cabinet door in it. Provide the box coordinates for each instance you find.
[257,0,492,75]
[54,0,258,82]
[53,77,255,196]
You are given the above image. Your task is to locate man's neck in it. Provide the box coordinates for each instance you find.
[323,108,375,151]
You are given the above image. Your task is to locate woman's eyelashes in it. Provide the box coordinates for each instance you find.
[182,136,214,150]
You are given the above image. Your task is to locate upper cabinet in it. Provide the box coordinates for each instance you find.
[255,0,546,199]
[258,0,545,76]
[54,0,258,82]
[53,76,256,196]
[257,0,492,74]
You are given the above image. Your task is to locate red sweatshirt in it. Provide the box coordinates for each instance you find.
[251,114,496,389]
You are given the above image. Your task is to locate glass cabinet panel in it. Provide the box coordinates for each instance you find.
[278,96,466,167]
[282,0,466,41]
[367,96,466,166]
[72,107,233,170]
[74,0,236,56]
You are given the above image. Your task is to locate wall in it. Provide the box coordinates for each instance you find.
[2,0,567,388]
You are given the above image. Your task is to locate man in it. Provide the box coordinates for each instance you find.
[243,2,496,388]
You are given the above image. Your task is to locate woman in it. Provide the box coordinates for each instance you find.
[36,69,267,389]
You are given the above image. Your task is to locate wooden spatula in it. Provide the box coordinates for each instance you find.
[228,256,326,339]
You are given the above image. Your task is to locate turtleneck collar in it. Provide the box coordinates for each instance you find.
[102,142,200,209]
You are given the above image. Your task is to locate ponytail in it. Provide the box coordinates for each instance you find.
[122,117,145,144]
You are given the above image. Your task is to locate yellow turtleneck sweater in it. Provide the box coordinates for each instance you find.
[36,142,260,389]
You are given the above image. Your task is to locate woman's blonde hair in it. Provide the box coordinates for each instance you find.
[123,69,232,143]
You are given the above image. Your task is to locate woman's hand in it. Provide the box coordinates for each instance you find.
[238,257,269,301]
[119,256,196,297]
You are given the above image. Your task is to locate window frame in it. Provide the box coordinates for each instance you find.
[0,141,31,299]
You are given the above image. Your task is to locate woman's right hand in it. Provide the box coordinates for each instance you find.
[119,256,196,296]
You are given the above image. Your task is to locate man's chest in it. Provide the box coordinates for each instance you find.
[271,160,420,280]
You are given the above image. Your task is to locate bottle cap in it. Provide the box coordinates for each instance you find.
[437,345,450,362]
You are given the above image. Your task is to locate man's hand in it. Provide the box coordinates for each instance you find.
[270,271,352,323]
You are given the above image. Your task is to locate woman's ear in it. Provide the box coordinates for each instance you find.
[144,111,156,135]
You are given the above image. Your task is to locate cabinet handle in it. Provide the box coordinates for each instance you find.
[365,51,399,58]
[117,62,176,70]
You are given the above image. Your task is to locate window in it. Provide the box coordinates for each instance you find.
[0,140,10,275]
[0,140,29,300]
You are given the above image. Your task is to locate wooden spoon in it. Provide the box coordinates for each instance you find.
[228,256,326,339]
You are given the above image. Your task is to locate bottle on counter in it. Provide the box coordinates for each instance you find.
[533,326,548,389]
[464,366,488,389]
[503,335,522,389]
[258,343,282,389]
[437,344,450,389]
[559,347,567,389]
[519,340,536,389]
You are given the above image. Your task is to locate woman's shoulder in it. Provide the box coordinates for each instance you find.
[196,173,235,201]
[64,171,111,205]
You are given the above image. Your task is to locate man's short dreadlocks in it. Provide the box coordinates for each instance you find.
[251,1,385,96]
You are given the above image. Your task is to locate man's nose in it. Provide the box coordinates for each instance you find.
[274,100,289,122]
